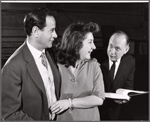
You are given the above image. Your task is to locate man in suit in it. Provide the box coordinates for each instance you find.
[1,7,61,120]
[100,31,135,120]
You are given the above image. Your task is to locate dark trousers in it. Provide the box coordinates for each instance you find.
[99,99,121,120]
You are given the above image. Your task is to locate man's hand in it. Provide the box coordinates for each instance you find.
[114,97,130,104]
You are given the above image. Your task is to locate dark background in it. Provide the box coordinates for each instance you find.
[1,3,149,120]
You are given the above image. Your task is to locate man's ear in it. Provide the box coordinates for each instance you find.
[32,26,40,38]
[125,45,129,54]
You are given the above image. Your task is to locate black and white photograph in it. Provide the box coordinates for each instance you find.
[1,0,149,121]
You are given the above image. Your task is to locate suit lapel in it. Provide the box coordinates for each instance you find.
[22,42,47,96]
[26,61,47,95]
[103,61,112,91]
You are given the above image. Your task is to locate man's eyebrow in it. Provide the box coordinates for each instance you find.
[49,28,55,31]
[115,46,121,49]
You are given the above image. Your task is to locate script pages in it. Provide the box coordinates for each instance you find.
[105,88,148,100]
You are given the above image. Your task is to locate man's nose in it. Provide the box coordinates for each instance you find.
[110,48,115,54]
[53,31,57,38]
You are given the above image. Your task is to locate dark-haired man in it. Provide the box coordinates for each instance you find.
[1,7,61,120]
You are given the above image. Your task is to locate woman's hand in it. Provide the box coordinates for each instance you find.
[50,99,70,114]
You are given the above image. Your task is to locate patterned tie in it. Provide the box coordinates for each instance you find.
[41,52,56,120]
[41,52,48,69]
[110,61,116,82]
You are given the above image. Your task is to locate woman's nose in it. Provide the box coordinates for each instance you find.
[92,43,96,50]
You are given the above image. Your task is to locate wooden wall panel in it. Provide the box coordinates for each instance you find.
[1,3,148,66]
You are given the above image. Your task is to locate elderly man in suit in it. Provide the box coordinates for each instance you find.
[1,7,61,121]
[100,31,135,120]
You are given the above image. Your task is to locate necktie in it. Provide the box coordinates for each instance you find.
[41,52,56,120]
[41,52,48,69]
[110,61,116,82]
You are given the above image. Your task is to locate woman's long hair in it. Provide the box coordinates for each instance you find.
[57,21,99,67]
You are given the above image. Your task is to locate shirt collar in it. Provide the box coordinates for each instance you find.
[109,58,121,66]
[26,39,45,60]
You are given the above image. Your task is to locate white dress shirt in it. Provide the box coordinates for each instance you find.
[26,40,56,120]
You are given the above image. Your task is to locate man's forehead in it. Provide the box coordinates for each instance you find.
[46,16,55,24]
[110,35,126,45]
[44,16,56,29]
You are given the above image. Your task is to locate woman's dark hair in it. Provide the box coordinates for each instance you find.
[23,7,54,36]
[57,21,100,67]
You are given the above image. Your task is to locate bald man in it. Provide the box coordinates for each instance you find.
[100,31,135,120]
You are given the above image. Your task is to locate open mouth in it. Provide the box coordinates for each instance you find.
[88,50,93,54]
[88,51,92,55]
[110,55,116,59]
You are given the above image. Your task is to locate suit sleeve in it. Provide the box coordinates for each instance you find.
[1,64,34,120]
[124,57,135,90]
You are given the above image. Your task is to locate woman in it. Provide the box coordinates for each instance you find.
[50,21,105,121]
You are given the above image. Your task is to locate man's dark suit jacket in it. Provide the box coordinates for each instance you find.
[1,41,61,120]
[100,54,135,120]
